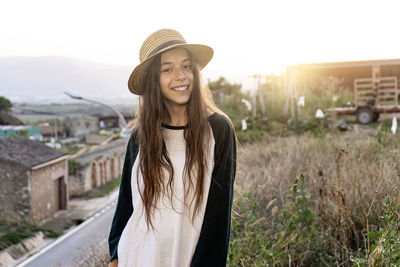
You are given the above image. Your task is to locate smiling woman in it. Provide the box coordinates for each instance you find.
[159,48,194,117]
[108,29,237,267]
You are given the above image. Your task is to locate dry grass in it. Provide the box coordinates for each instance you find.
[234,130,400,263]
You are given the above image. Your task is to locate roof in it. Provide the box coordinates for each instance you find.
[74,138,127,165]
[0,136,66,168]
[0,113,23,125]
[291,58,400,70]
[0,125,31,131]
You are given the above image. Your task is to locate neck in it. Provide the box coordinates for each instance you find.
[164,105,187,126]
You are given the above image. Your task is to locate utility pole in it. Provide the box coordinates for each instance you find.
[287,67,299,135]
[54,119,58,140]
[283,72,290,117]
[252,93,257,118]
[251,74,265,118]
[270,75,276,112]
[258,76,265,118]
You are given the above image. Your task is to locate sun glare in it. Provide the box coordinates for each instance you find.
[0,0,399,77]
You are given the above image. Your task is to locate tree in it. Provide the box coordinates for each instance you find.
[208,77,250,123]
[0,96,12,113]
[208,76,246,107]
[208,77,242,96]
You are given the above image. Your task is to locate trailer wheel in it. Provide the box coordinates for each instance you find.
[356,107,374,125]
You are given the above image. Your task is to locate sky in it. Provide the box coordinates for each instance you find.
[1,0,400,90]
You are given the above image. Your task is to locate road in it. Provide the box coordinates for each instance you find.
[18,201,117,267]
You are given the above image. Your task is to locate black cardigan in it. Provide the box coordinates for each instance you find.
[108,113,237,266]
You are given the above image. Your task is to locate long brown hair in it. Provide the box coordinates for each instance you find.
[135,48,218,228]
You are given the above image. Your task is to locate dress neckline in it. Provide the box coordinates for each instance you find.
[161,123,186,130]
[161,112,217,130]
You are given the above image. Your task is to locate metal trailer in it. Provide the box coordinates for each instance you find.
[292,58,400,125]
[327,76,400,124]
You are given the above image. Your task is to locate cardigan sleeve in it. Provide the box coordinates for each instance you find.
[191,113,237,267]
[108,131,139,262]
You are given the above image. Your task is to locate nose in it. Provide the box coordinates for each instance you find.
[175,68,186,81]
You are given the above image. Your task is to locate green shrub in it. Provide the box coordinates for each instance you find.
[0,232,21,246]
[369,129,400,152]
[229,174,337,266]
[68,159,81,175]
[61,143,84,155]
[352,196,400,266]
[287,117,330,137]
[0,218,62,250]
[236,129,268,143]
[83,177,121,199]
[229,192,272,266]
[270,174,336,266]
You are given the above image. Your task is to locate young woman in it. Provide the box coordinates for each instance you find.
[108,29,236,267]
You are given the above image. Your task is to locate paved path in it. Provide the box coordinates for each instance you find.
[16,192,119,267]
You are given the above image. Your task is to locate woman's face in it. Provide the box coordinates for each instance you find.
[159,48,194,109]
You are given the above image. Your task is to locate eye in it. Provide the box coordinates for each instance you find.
[184,64,193,70]
[161,68,172,73]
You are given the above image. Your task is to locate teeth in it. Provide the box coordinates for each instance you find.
[172,86,188,91]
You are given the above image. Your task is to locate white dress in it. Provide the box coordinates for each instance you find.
[117,126,214,267]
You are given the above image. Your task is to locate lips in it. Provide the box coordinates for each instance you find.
[171,85,189,91]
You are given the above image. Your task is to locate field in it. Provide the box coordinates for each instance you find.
[229,125,400,266]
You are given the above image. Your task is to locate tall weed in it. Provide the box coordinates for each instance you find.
[229,174,336,266]
[234,131,400,266]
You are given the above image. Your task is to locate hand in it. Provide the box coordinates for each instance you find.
[108,259,118,267]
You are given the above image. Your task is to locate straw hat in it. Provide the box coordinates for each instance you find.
[128,29,214,95]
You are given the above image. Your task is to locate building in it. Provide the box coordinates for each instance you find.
[291,58,400,94]
[64,115,98,138]
[0,136,68,222]
[0,125,42,140]
[97,114,120,128]
[96,113,133,129]
[38,123,64,141]
[68,138,126,197]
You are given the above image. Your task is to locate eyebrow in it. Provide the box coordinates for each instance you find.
[161,58,191,66]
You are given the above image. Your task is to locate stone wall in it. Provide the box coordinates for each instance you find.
[29,159,68,222]
[68,165,86,197]
[85,134,109,145]
[69,140,126,197]
[0,159,30,221]
[69,154,124,196]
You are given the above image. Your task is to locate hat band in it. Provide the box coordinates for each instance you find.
[147,40,186,58]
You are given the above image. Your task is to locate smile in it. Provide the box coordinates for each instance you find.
[172,85,189,91]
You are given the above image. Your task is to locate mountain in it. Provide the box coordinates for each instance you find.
[0,56,137,104]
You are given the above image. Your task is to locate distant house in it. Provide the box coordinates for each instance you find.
[0,136,68,222]
[0,125,42,140]
[64,116,98,138]
[96,113,133,129]
[97,115,119,128]
[68,139,126,197]
[38,123,64,141]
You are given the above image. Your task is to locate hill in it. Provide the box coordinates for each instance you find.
[0,56,137,104]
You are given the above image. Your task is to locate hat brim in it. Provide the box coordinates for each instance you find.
[128,43,213,95]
